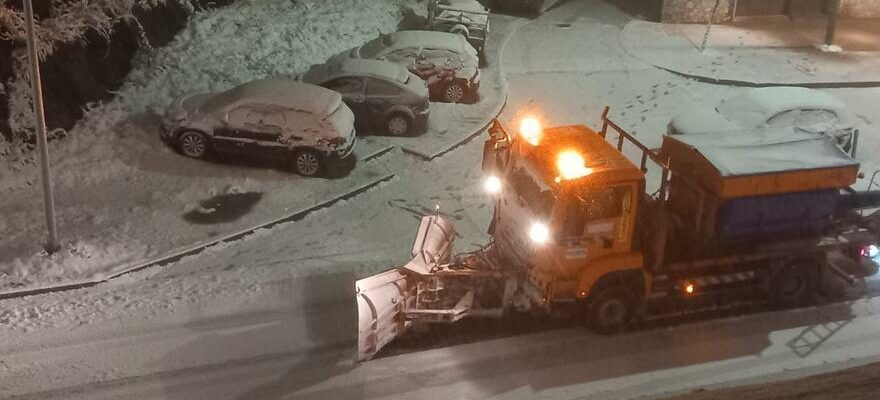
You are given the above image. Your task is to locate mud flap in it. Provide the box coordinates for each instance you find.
[356,215,457,361]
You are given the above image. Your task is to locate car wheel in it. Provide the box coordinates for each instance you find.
[293,149,323,177]
[443,81,467,103]
[587,286,637,335]
[178,131,210,159]
[385,113,412,136]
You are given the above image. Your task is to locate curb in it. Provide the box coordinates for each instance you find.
[620,21,880,89]
[656,66,880,89]
[0,173,396,301]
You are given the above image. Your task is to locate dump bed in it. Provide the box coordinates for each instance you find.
[660,130,859,245]
[660,130,858,198]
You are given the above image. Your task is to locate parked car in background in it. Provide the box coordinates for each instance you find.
[327,30,480,103]
[298,59,430,136]
[161,78,356,176]
[427,0,489,55]
[668,87,858,152]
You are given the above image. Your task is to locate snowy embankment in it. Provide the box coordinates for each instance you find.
[0,0,419,291]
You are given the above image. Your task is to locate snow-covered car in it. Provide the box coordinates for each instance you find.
[668,87,858,152]
[298,59,430,136]
[327,30,480,103]
[161,78,356,177]
[427,0,490,54]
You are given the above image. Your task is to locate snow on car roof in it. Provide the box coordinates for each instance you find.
[323,59,409,83]
[728,87,846,115]
[668,128,857,177]
[385,30,469,53]
[204,78,341,116]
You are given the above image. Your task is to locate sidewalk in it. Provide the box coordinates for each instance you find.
[622,16,880,86]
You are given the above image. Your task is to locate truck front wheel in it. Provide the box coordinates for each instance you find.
[587,286,637,334]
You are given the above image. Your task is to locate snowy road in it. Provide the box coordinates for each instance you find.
[5,1,880,399]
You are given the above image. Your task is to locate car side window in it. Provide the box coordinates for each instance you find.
[324,77,363,95]
[367,79,402,96]
[385,48,418,62]
[796,109,838,132]
[226,107,262,130]
[766,109,799,127]
[260,110,287,129]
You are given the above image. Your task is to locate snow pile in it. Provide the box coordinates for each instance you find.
[0,0,415,291]
[2,240,148,288]
[118,0,411,115]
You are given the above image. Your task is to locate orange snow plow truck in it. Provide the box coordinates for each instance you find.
[355,107,880,361]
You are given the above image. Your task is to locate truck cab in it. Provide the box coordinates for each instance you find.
[483,118,648,309]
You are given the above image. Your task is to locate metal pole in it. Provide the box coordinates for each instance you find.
[700,0,722,52]
[824,0,841,46]
[23,0,60,253]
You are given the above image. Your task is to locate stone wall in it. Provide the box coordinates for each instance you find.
[661,0,735,23]
[662,0,880,22]
[840,0,880,17]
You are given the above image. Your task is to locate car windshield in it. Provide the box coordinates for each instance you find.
[510,165,555,218]
[716,93,771,126]
[358,35,390,59]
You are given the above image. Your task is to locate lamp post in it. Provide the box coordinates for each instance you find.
[825,0,841,46]
[23,0,60,253]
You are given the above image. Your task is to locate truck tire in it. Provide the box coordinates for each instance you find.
[587,286,637,334]
[768,260,818,308]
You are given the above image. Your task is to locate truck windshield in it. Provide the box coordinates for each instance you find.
[561,185,626,238]
[510,165,554,218]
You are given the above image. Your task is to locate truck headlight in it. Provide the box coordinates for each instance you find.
[483,175,502,194]
[861,244,879,258]
[529,222,549,244]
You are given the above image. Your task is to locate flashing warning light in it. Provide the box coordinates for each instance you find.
[519,116,542,146]
[483,175,502,194]
[861,244,879,258]
[556,150,593,180]
[529,222,550,244]
[684,283,695,295]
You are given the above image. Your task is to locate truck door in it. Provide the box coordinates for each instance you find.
[550,184,635,298]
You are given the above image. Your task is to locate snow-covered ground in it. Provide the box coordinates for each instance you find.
[3,0,880,399]
[0,0,508,292]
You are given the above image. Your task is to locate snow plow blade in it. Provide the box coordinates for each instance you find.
[356,215,456,361]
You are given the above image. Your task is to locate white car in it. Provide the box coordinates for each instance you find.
[327,30,480,103]
[162,78,356,176]
[668,87,858,152]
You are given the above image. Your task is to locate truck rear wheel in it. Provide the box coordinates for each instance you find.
[587,286,637,334]
[768,260,818,308]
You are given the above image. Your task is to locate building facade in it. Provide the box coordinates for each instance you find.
[661,0,880,23]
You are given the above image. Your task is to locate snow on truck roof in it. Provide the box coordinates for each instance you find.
[204,78,342,116]
[521,125,643,185]
[665,129,857,177]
